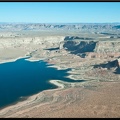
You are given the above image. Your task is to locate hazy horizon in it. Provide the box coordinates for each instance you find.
[0,22,120,24]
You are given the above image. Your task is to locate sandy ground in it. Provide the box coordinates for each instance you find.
[1,81,119,118]
[0,30,120,118]
[25,82,120,118]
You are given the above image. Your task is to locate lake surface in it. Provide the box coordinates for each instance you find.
[0,57,84,109]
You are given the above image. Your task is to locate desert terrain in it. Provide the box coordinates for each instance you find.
[0,23,120,118]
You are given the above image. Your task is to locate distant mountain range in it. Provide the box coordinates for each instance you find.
[0,23,120,31]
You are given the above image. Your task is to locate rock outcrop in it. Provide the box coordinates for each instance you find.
[94,59,119,69]
[63,41,97,54]
[62,40,120,58]
[93,58,120,74]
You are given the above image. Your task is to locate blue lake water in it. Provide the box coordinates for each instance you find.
[0,57,84,109]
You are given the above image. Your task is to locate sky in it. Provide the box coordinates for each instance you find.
[0,2,120,23]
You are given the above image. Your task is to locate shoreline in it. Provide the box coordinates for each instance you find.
[0,55,92,116]
[0,79,65,115]
[0,56,69,114]
[0,55,28,64]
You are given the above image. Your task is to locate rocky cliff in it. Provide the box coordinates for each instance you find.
[62,40,120,53]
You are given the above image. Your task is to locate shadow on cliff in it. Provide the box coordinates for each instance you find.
[63,40,97,57]
[93,59,120,74]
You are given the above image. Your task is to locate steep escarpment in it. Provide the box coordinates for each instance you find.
[94,59,120,69]
[0,35,65,62]
[63,41,97,54]
[0,36,65,49]
[63,40,120,53]
[61,40,120,59]
[94,41,120,53]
